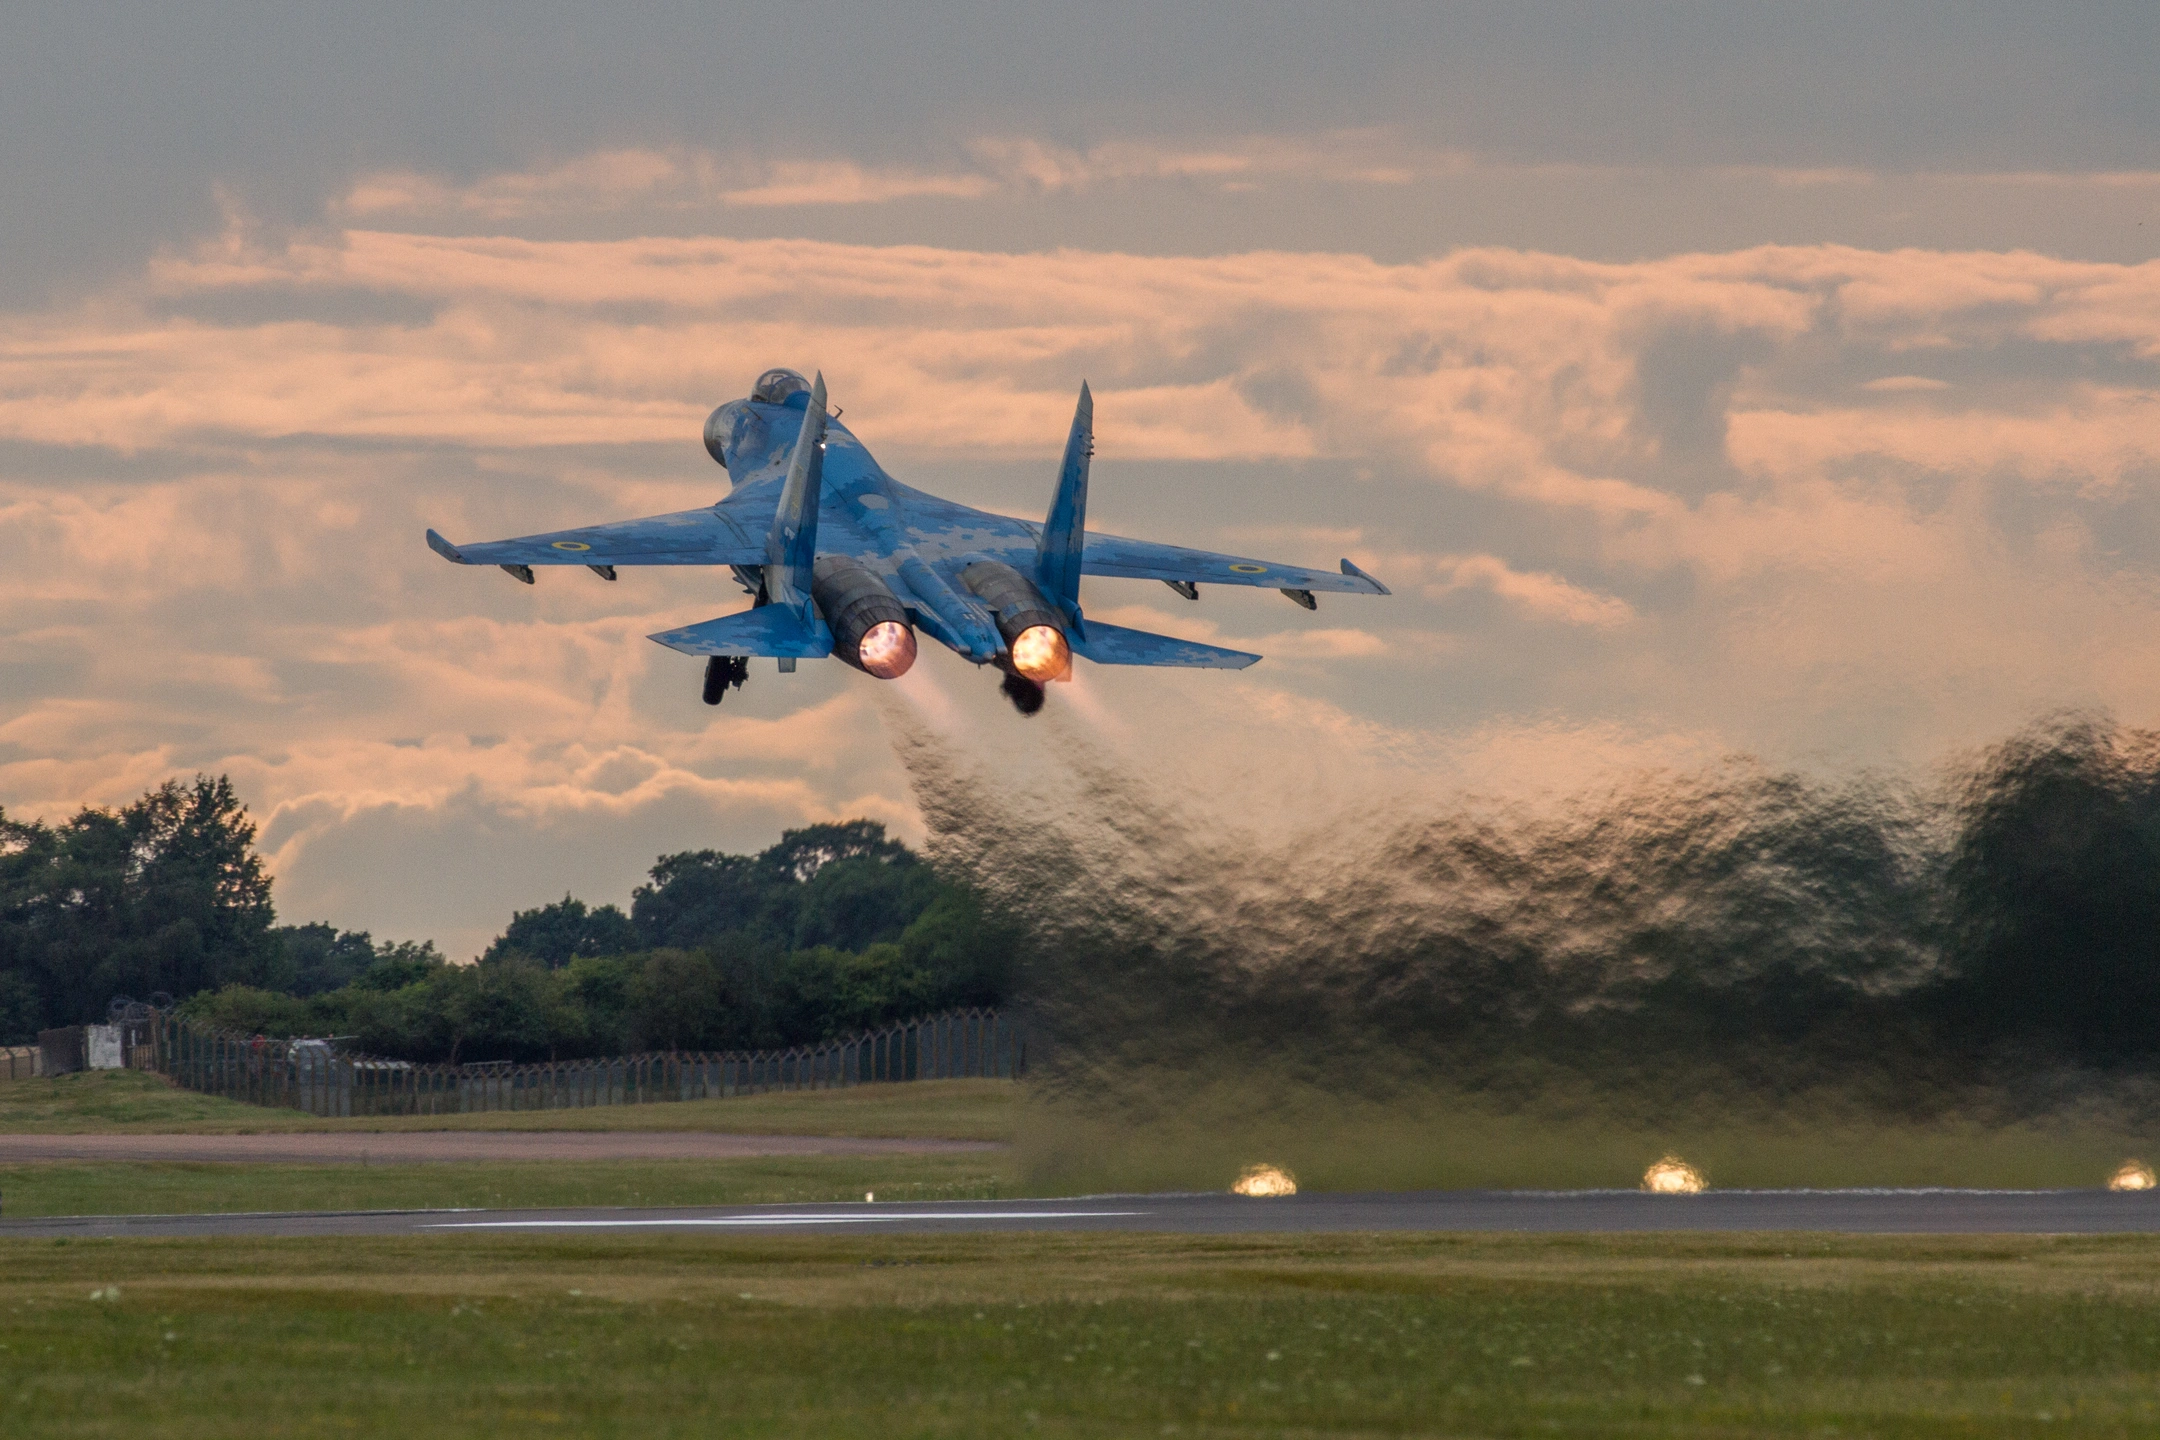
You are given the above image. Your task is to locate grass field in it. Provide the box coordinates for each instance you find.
[0,1153,1010,1217]
[0,1070,1016,1141]
[0,1072,1017,1216]
[5,1230,2160,1437]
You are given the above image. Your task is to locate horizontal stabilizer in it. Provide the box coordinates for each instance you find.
[1070,620,1259,670]
[649,605,834,658]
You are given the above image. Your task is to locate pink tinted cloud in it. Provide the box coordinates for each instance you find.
[31,228,2135,503]
[6,224,2160,953]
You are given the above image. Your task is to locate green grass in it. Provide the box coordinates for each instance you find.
[0,1154,1011,1217]
[6,1231,2160,1436]
[0,1070,1016,1140]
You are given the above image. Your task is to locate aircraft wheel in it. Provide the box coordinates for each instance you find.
[1000,672,1046,716]
[702,656,748,706]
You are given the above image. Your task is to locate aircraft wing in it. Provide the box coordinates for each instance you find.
[1071,620,1259,669]
[649,604,833,658]
[426,498,774,569]
[1080,535,1389,595]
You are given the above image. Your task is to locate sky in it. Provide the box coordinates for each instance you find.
[3,2,2157,959]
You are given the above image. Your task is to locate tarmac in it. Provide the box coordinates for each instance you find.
[4,1188,2159,1239]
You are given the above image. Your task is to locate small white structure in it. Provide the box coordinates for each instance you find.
[86,1024,123,1070]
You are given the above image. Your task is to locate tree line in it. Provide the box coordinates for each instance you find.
[0,779,1012,1061]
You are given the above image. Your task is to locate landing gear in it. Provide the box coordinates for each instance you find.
[1000,671,1046,716]
[702,655,749,705]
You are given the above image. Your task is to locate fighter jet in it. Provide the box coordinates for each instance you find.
[425,369,1389,715]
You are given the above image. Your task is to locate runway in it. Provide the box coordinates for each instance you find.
[4,1188,2158,1239]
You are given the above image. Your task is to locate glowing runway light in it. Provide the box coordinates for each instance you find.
[2110,1160,2155,1192]
[856,620,917,679]
[1009,625,1070,682]
[1642,1155,1706,1194]
[1232,1164,1298,1197]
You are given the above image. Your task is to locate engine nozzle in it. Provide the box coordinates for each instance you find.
[1009,624,1070,683]
[960,561,1071,682]
[855,619,917,679]
[812,556,917,678]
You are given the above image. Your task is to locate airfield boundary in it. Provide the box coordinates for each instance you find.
[145,1007,1025,1118]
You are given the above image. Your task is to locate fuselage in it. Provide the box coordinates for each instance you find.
[704,390,1045,664]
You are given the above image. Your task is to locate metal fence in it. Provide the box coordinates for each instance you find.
[148,1007,1024,1118]
[0,1045,38,1082]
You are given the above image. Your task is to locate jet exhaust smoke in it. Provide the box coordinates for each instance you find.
[880,693,2160,1190]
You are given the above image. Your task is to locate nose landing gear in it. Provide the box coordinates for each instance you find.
[702,655,750,705]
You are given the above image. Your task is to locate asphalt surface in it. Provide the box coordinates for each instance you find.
[0,1132,997,1163]
[4,1189,2158,1239]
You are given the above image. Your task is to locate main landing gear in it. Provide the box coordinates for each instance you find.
[1000,671,1046,716]
[702,655,749,705]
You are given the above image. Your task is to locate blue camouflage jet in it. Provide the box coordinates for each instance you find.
[426,368,1390,714]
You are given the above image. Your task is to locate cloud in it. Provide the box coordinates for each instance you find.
[338,150,697,220]
[6,219,2160,950]
[331,133,1445,221]
[329,139,2160,226]
[1418,554,1635,628]
[716,163,998,208]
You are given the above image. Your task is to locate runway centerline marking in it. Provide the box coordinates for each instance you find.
[427,1210,1145,1229]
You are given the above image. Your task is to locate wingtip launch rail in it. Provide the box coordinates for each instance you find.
[425,369,1388,715]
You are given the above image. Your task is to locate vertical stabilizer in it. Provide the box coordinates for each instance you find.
[765,372,828,615]
[1035,382,1092,621]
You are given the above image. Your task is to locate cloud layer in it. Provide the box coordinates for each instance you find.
[4,215,2157,954]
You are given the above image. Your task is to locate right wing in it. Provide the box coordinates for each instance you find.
[1071,619,1259,669]
[426,494,777,569]
[1080,536,1389,595]
[648,604,834,658]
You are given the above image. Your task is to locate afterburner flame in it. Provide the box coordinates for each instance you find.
[1232,1163,1298,1197]
[1642,1155,1706,1194]
[857,620,917,678]
[2110,1160,2156,1192]
[1010,624,1071,682]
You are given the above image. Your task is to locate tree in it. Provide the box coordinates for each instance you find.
[626,950,728,1051]
[0,775,277,1027]
[761,820,911,882]
[631,851,778,950]
[790,854,939,952]
[632,821,928,954]
[273,924,382,997]
[483,895,637,969]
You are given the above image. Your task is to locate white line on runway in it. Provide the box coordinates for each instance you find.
[426,1211,1145,1229]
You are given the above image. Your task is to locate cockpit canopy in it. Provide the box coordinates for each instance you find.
[751,368,811,405]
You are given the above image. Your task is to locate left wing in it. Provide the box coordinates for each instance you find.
[426,496,776,569]
[1081,536,1389,595]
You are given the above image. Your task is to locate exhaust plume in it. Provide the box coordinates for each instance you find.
[879,684,2160,1189]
